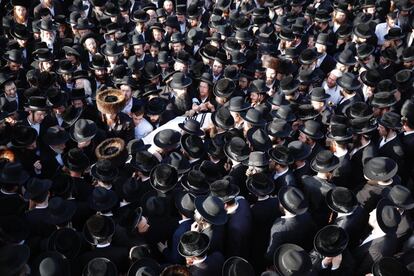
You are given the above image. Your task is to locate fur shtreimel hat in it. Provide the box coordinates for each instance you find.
[95,138,128,168]
[262,56,280,70]
[96,89,126,115]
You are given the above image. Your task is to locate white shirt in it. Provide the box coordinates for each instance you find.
[55,153,64,166]
[322,81,341,106]
[408,32,414,47]
[122,99,133,114]
[379,134,397,148]
[273,168,288,180]
[405,130,414,136]
[350,140,371,158]
[375,23,400,46]
[134,118,154,140]
[316,52,327,68]
[361,229,386,246]
[28,118,40,135]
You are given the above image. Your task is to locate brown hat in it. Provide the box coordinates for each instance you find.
[96,89,126,115]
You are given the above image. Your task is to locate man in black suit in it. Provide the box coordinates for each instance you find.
[400,101,414,187]
[33,0,64,19]
[269,145,297,195]
[266,186,317,264]
[335,73,363,115]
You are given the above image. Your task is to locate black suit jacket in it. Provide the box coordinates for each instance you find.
[355,181,392,213]
[272,170,296,196]
[188,251,225,276]
[350,142,377,189]
[266,212,317,263]
[24,207,56,238]
[401,132,414,184]
[332,153,352,188]
[318,54,337,76]
[0,191,27,216]
[335,94,363,115]
[311,248,355,276]
[163,218,193,265]
[334,206,369,249]
[378,136,405,172]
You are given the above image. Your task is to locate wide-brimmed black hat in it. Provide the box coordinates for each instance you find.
[61,106,82,129]
[82,257,117,276]
[279,186,308,215]
[24,178,52,201]
[314,8,331,22]
[299,48,318,65]
[273,243,312,276]
[246,172,274,197]
[350,117,377,135]
[242,108,266,126]
[181,134,206,159]
[212,107,235,130]
[153,129,181,149]
[222,256,254,276]
[0,162,29,185]
[357,43,375,60]
[26,96,51,111]
[70,119,97,143]
[327,124,353,142]
[247,128,272,152]
[224,136,250,162]
[178,231,210,257]
[288,141,311,161]
[48,228,82,259]
[210,176,240,203]
[371,92,397,109]
[376,199,401,234]
[10,125,37,148]
[131,151,159,174]
[377,111,401,129]
[150,164,178,192]
[268,145,294,166]
[194,195,228,225]
[353,23,372,39]
[101,41,123,56]
[387,184,414,210]
[0,244,30,276]
[127,258,161,276]
[384,27,405,41]
[299,120,324,140]
[181,170,209,196]
[70,87,89,100]
[372,257,407,276]
[226,96,250,113]
[198,72,213,86]
[279,76,299,95]
[63,148,89,173]
[337,72,361,91]
[271,105,296,122]
[91,159,118,182]
[83,214,115,246]
[47,197,77,225]
[267,118,292,138]
[345,101,373,120]
[214,78,235,98]
[334,49,357,66]
[314,225,349,257]
[3,49,23,64]
[120,178,142,203]
[178,118,204,136]
[169,72,192,89]
[0,215,29,244]
[243,150,269,167]
[89,187,118,211]
[38,18,57,31]
[364,157,398,181]
[163,152,191,175]
[310,87,329,102]
[47,88,67,108]
[360,69,381,87]
[326,187,358,214]
[131,10,149,22]
[43,126,69,146]
[146,97,166,115]
[90,54,109,70]
[56,59,75,75]
[311,150,340,173]
[10,23,30,40]
[249,79,270,94]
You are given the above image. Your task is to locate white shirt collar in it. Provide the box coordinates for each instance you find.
[179,218,191,224]
[192,256,207,265]
[96,242,111,248]
[404,130,414,136]
[273,168,289,180]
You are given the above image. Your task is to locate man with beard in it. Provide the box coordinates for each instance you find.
[375,12,398,46]
[164,72,193,121]
[332,3,348,33]
[131,34,153,63]
[0,76,25,111]
[90,54,112,91]
[313,9,336,50]
[39,18,61,54]
[396,0,413,33]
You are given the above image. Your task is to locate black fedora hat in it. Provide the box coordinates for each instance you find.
[395,69,414,89]
[327,124,352,142]
[70,119,97,143]
[243,151,270,167]
[226,96,250,113]
[10,125,37,148]
[269,145,294,166]
[48,228,82,259]
[372,257,408,276]
[131,151,159,174]
[101,41,123,56]
[224,136,250,162]
[146,97,167,115]
[82,258,117,276]
[47,196,77,225]
[89,186,118,211]
[350,117,377,135]
[0,244,30,276]
[24,177,52,201]
[0,73,14,88]
[249,79,270,94]
[210,176,240,203]
[181,169,210,196]
[326,187,358,214]
[222,256,255,276]
[246,172,274,197]
[10,23,30,40]
[402,46,414,62]
[131,10,149,22]
[83,215,116,245]
[299,48,318,65]
[310,87,329,102]
[345,101,373,120]
[273,243,312,276]
[288,141,311,161]
[194,195,228,225]
[127,258,161,276]
[178,231,210,257]
[150,164,178,192]
[387,184,414,210]
[377,111,401,129]
[163,152,191,175]
[247,128,272,152]
[363,157,398,181]
[357,43,375,60]
[311,150,340,173]
[212,106,235,130]
[38,18,57,32]
[178,118,204,136]
[43,126,69,146]
[181,134,206,159]
[61,106,83,129]
[0,215,29,244]
[3,49,23,64]
[57,59,75,75]
[47,88,68,108]
[279,186,308,215]
[376,199,401,234]
[198,72,213,86]
[120,178,142,203]
[334,49,357,66]
[169,72,192,89]
[214,78,236,98]
[360,69,381,87]
[174,191,195,218]
[371,92,397,109]
[0,161,29,185]
[299,120,324,140]
[384,27,405,41]
[153,129,181,149]
[314,225,349,257]
[26,96,51,111]
[337,72,361,91]
[242,108,266,126]
[271,105,296,122]
[34,251,70,276]
[91,159,118,182]
[90,54,109,70]
[353,23,372,39]
[267,118,292,138]
[279,76,299,95]
[63,148,90,172]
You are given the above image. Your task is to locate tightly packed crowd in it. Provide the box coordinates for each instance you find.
[2,0,414,275]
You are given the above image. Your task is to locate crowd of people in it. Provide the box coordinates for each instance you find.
[2,0,414,275]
